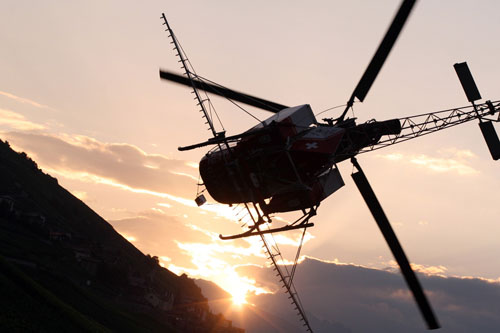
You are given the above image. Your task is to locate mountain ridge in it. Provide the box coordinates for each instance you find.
[0,139,243,332]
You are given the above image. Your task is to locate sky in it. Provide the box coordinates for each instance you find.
[1,0,499,312]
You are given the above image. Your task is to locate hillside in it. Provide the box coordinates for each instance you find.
[0,139,243,332]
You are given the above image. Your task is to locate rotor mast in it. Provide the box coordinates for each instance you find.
[161,13,218,138]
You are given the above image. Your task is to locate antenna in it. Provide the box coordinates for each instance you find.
[161,13,219,138]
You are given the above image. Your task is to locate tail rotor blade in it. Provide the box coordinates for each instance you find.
[159,69,288,113]
[351,157,440,330]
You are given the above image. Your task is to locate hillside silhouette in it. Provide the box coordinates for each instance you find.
[0,139,243,332]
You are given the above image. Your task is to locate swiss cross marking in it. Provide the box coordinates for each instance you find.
[305,142,318,150]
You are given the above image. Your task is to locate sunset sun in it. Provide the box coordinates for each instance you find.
[231,289,247,306]
[223,278,250,306]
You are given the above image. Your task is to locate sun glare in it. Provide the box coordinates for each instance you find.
[222,277,249,307]
[231,289,248,306]
[122,234,136,243]
[217,272,261,307]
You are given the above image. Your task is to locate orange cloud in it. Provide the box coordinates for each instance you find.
[70,190,88,201]
[0,90,53,110]
[378,149,479,175]
[384,259,448,277]
[4,131,195,198]
[409,154,478,175]
[0,109,46,131]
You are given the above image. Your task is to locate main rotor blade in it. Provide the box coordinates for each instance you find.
[159,69,288,113]
[352,0,416,103]
[351,157,439,330]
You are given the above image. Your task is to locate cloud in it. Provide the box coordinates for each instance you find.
[378,149,479,175]
[109,210,205,271]
[0,90,53,110]
[0,109,46,131]
[228,257,500,332]
[382,259,448,277]
[3,131,196,198]
[70,190,88,201]
[120,233,137,243]
[409,154,477,175]
[411,263,448,276]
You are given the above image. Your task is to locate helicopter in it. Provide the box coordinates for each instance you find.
[159,0,499,330]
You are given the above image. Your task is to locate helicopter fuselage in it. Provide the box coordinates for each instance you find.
[199,104,401,214]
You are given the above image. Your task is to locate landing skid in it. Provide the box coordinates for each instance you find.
[219,205,317,240]
[219,222,314,240]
